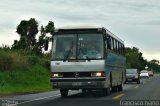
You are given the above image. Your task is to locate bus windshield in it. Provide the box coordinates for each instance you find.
[52,33,104,60]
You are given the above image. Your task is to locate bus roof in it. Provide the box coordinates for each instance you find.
[56,25,103,29]
[55,26,124,44]
[105,28,124,44]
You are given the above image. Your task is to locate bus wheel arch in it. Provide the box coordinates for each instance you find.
[117,72,124,91]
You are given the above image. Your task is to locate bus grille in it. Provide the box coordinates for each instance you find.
[63,72,91,78]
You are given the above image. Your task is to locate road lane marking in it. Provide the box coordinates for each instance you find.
[18,94,61,105]
[113,93,124,100]
[18,91,79,105]
[134,86,139,89]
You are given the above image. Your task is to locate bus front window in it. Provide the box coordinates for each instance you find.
[52,33,104,60]
[77,34,104,59]
[52,34,76,60]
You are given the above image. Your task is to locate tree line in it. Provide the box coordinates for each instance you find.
[125,47,160,72]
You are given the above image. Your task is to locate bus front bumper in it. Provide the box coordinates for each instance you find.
[50,77,106,89]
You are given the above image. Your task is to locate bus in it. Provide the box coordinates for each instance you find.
[45,26,126,97]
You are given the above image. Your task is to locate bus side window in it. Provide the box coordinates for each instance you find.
[117,42,120,54]
[121,43,124,55]
[105,40,108,52]
[119,43,122,54]
[114,39,117,53]
[111,38,114,51]
[117,42,119,54]
[122,44,125,55]
[120,44,123,55]
[116,41,118,53]
[112,39,114,52]
[107,36,111,50]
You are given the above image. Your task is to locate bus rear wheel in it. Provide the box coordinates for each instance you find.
[60,89,68,97]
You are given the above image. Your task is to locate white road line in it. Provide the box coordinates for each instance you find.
[18,91,80,105]
[18,94,61,105]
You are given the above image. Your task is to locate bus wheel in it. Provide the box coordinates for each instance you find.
[82,89,87,93]
[112,86,118,92]
[103,87,110,96]
[60,89,68,97]
[117,84,123,91]
[137,79,140,84]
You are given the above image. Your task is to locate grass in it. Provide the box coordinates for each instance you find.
[0,49,53,94]
[0,64,53,94]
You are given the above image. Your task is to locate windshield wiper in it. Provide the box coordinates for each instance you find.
[63,42,74,61]
[63,50,72,61]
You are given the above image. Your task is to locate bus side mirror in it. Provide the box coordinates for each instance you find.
[44,38,49,51]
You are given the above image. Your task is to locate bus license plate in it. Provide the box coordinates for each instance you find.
[128,79,132,81]
[72,82,82,86]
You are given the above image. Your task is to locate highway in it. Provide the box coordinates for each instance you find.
[1,75,160,106]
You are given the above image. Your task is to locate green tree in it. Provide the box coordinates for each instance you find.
[147,59,160,72]
[14,18,38,50]
[125,47,146,71]
[150,59,159,64]
[45,21,54,35]
[33,26,46,54]
[33,21,55,54]
[12,18,55,55]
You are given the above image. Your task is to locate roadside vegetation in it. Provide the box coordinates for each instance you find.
[0,18,54,94]
[125,47,160,73]
[0,48,52,94]
[0,17,160,94]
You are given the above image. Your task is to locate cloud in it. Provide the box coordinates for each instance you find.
[1,0,160,28]
[142,20,160,25]
[1,0,160,33]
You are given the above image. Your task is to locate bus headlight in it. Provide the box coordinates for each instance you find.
[91,71,105,77]
[51,73,63,78]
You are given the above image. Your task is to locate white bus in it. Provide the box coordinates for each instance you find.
[45,26,126,97]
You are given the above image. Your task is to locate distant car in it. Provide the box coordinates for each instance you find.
[125,69,140,84]
[148,71,154,77]
[140,70,149,78]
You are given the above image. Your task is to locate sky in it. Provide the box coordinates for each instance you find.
[0,0,160,61]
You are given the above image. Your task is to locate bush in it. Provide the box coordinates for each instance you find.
[0,50,29,71]
[0,51,13,71]
[10,51,29,70]
[0,49,52,93]
[27,55,40,65]
[0,65,52,93]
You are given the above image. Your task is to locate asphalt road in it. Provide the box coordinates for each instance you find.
[1,74,160,106]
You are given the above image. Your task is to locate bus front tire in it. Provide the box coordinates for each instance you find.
[103,87,110,96]
[60,89,68,97]
[117,84,123,91]
[137,80,140,84]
